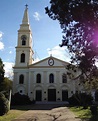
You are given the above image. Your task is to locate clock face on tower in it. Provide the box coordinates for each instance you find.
[48,58,54,66]
[21,35,27,41]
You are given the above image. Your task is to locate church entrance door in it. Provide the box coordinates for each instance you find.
[62,90,68,101]
[36,90,42,101]
[48,89,56,101]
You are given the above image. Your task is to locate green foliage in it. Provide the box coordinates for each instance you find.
[0,58,5,85]
[0,77,12,92]
[11,93,33,105]
[46,0,98,88]
[0,92,10,116]
[70,106,98,121]
[1,91,11,100]
[0,58,12,92]
[0,110,26,121]
[0,59,10,116]
[70,107,91,119]
[90,105,97,115]
[95,91,98,101]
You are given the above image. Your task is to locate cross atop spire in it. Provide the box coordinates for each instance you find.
[25,4,28,9]
[22,4,29,24]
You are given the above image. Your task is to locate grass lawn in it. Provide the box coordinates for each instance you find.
[0,104,39,121]
[70,106,98,121]
[0,106,27,121]
[0,104,37,121]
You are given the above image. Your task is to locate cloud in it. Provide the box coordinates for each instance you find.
[9,51,12,54]
[47,46,71,62]
[0,31,3,39]
[0,31,4,50]
[33,12,41,21]
[33,58,40,63]
[4,62,14,80]
[0,41,4,50]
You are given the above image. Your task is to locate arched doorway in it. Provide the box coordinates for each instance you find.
[36,90,42,101]
[35,86,42,101]
[62,90,68,101]
[61,86,69,101]
[48,86,56,101]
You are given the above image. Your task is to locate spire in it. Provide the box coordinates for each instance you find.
[22,4,29,24]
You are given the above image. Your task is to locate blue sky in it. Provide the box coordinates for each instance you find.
[0,0,70,78]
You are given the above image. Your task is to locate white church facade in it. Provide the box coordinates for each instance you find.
[13,6,82,102]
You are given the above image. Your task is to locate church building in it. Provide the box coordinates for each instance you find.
[13,6,82,102]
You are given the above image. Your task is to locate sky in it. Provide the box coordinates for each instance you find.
[0,0,71,79]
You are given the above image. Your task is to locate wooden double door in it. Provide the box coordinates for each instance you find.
[36,90,42,101]
[36,89,68,101]
[62,90,68,101]
[48,89,56,101]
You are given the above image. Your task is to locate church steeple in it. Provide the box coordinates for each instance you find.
[22,5,29,24]
[19,5,31,31]
[15,5,34,67]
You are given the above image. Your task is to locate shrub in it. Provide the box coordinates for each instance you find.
[11,93,33,105]
[0,92,10,116]
[68,92,93,107]
[95,91,98,101]
[68,94,80,106]
[90,105,97,115]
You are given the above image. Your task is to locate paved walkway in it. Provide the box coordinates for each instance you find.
[12,104,82,121]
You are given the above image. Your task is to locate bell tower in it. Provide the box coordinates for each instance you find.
[15,5,34,67]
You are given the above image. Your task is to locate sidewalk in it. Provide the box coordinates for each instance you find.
[12,104,82,121]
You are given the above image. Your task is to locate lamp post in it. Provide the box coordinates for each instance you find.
[9,90,12,110]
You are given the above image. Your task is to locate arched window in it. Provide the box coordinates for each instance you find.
[22,40,26,45]
[62,73,67,83]
[20,53,25,63]
[19,74,24,84]
[36,74,41,83]
[49,73,54,83]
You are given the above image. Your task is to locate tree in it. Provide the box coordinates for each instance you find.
[0,77,12,92]
[45,0,98,87]
[0,58,5,85]
[0,58,12,92]
[68,92,93,107]
[0,59,11,115]
[0,92,9,116]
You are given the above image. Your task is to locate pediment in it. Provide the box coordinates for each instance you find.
[29,56,69,68]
